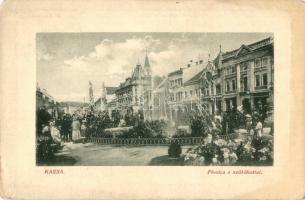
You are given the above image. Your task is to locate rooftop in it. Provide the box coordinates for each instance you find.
[183,70,203,86]
[222,37,273,60]
[168,69,183,77]
[105,87,118,95]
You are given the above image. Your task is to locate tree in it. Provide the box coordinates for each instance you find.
[111,110,121,127]
[189,104,214,137]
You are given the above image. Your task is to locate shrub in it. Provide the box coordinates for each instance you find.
[132,119,167,138]
[189,111,213,137]
[168,142,182,158]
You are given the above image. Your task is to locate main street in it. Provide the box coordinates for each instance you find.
[44,143,191,166]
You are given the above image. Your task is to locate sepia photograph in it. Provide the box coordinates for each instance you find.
[36,32,274,166]
[2,0,305,198]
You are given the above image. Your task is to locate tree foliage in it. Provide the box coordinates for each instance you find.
[189,107,214,137]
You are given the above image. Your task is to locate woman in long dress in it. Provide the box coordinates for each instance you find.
[72,118,81,141]
[50,121,61,145]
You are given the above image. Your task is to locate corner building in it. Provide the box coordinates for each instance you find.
[115,53,152,119]
[218,37,274,113]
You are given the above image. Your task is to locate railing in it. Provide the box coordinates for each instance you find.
[255,85,268,90]
[225,90,236,94]
[87,133,238,146]
[219,132,239,140]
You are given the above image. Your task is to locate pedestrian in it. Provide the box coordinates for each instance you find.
[255,120,263,138]
[50,120,61,145]
[222,148,230,165]
[229,147,238,165]
[245,114,252,134]
[67,114,73,142]
[72,117,81,141]
[81,120,86,137]
[221,111,228,135]
[61,114,71,142]
[36,106,52,136]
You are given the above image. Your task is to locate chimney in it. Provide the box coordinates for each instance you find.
[187,64,191,68]
[199,60,203,64]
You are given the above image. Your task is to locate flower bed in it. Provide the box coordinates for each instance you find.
[183,134,273,166]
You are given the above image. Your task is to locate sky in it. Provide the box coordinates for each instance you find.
[36,32,273,102]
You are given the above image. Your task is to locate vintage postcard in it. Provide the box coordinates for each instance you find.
[36,32,274,167]
[0,0,304,199]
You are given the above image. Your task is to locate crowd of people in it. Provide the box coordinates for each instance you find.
[183,101,274,166]
[212,100,272,137]
[36,107,115,161]
[36,107,114,143]
[36,99,273,165]
[36,100,272,143]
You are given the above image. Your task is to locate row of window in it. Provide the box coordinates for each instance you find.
[170,78,183,87]
[255,73,268,87]
[170,86,224,102]
[226,80,236,92]
[168,77,269,102]
[169,74,269,101]
[255,57,269,68]
[118,97,132,104]
[225,56,270,75]
[225,73,268,92]
[226,65,236,75]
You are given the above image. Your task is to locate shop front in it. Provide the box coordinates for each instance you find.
[252,92,270,110]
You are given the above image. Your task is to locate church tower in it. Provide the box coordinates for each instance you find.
[143,49,152,120]
[144,48,151,76]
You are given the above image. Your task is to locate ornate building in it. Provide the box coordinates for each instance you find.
[163,36,274,123]
[112,37,273,123]
[218,37,274,113]
[199,59,221,115]
[115,52,152,119]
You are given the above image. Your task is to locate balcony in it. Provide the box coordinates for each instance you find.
[254,66,268,72]
[225,90,236,94]
[255,85,268,90]
[240,70,248,76]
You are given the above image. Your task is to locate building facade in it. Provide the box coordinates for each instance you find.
[167,68,184,123]
[182,69,202,112]
[163,37,274,122]
[36,84,61,118]
[115,53,152,119]
[199,60,221,115]
[219,37,274,113]
[109,37,274,123]
[94,84,118,113]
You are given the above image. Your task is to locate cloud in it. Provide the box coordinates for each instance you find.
[62,35,162,84]
[45,34,208,102]
[149,35,209,76]
[38,52,56,61]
